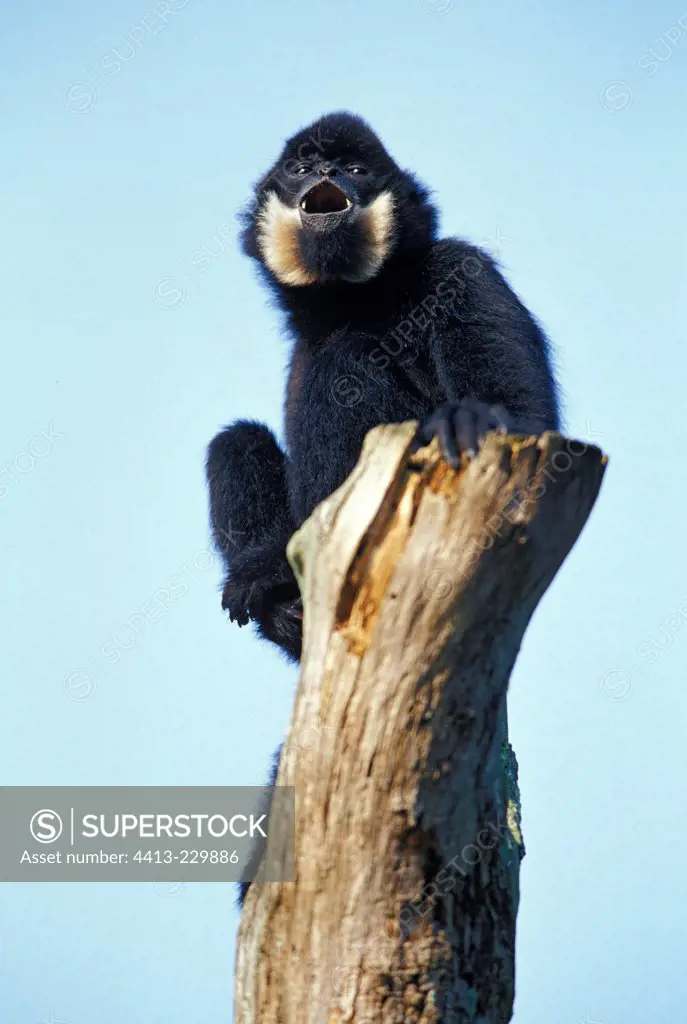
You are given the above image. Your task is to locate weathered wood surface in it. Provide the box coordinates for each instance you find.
[235,424,606,1024]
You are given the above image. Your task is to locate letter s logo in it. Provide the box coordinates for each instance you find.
[30,809,63,844]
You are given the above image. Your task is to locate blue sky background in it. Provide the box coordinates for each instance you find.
[1,0,686,1020]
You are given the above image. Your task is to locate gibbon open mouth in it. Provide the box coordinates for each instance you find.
[300,181,351,215]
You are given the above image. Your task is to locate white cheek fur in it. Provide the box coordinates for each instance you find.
[256,189,396,286]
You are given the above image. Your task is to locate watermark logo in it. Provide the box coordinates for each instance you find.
[600,81,633,113]
[152,879,186,897]
[153,276,186,309]
[600,13,687,114]
[599,668,633,702]
[423,568,456,603]
[330,375,364,408]
[64,81,97,113]
[30,810,63,845]
[2,787,295,882]
[421,0,454,14]
[62,669,97,703]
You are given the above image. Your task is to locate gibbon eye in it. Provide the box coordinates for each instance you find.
[347,164,367,175]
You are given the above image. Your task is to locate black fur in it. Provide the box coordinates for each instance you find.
[207,112,560,904]
[236,744,281,907]
[207,109,559,666]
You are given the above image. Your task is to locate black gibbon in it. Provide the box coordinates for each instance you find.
[206,110,559,666]
[207,111,560,905]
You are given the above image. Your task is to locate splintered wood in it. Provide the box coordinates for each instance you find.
[235,423,606,1024]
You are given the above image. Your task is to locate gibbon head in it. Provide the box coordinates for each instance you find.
[241,111,437,286]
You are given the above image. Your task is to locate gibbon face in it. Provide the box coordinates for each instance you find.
[241,112,436,286]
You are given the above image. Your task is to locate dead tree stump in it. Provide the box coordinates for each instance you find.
[235,423,606,1024]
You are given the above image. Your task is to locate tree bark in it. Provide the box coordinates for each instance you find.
[234,423,607,1024]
